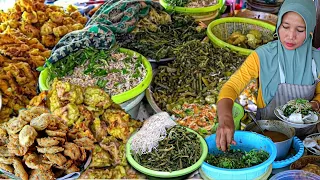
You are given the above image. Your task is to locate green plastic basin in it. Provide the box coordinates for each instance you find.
[207,17,276,55]
[126,127,208,178]
[38,48,152,104]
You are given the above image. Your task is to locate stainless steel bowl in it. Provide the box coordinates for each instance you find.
[145,87,162,113]
[245,120,295,160]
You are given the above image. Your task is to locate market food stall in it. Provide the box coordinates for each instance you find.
[0,0,319,179]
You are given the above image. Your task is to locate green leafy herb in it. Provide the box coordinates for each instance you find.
[206,149,269,169]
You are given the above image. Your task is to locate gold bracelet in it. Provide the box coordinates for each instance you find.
[310,100,320,111]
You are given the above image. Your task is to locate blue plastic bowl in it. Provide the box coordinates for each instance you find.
[270,170,320,180]
[201,131,277,180]
[272,136,304,169]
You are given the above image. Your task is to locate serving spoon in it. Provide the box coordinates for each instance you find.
[248,111,265,135]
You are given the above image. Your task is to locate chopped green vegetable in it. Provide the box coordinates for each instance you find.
[206,149,269,169]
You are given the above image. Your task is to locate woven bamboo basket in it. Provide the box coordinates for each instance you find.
[207,17,276,55]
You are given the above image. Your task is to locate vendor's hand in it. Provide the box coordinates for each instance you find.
[216,115,236,152]
[309,100,320,112]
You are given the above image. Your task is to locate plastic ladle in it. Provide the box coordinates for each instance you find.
[248,112,265,135]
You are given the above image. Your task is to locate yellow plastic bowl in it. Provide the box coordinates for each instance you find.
[207,17,276,55]
[38,48,152,104]
[159,0,223,14]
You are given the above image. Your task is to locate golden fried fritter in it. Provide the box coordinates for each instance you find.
[12,158,28,180]
[37,146,64,154]
[19,125,37,147]
[0,146,14,157]
[0,163,14,173]
[7,134,28,156]
[44,153,67,166]
[53,159,73,170]
[6,117,28,135]
[49,11,64,24]
[36,11,48,24]
[36,137,60,147]
[24,153,51,170]
[53,25,69,37]
[21,11,38,24]
[29,168,55,180]
[45,129,67,137]
[73,137,94,151]
[65,164,80,174]
[63,142,80,160]
[30,113,52,131]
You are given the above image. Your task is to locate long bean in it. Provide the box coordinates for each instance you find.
[132,126,201,172]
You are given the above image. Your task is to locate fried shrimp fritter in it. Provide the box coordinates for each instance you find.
[37,146,64,154]
[63,142,80,160]
[44,153,67,166]
[19,125,37,147]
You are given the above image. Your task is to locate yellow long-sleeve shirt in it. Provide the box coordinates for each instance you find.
[218,51,320,108]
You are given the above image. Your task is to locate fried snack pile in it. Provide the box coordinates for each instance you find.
[0,106,91,180]
[0,0,87,122]
[0,0,87,48]
[45,79,144,179]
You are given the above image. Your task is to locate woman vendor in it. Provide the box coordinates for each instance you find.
[216,0,320,151]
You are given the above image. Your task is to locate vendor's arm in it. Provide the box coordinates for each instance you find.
[311,82,320,111]
[216,52,260,151]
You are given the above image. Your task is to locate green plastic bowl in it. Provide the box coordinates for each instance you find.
[38,48,152,104]
[126,128,208,178]
[159,0,223,14]
[207,17,276,55]
[212,102,244,132]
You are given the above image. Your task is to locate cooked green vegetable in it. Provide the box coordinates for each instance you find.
[117,11,206,60]
[165,0,190,7]
[164,0,218,8]
[152,40,247,111]
[45,46,146,96]
[206,149,269,169]
[132,126,201,172]
[283,98,313,117]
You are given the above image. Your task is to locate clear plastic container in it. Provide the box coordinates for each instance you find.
[270,170,320,180]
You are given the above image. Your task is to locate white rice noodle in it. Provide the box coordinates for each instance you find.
[130,112,176,154]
